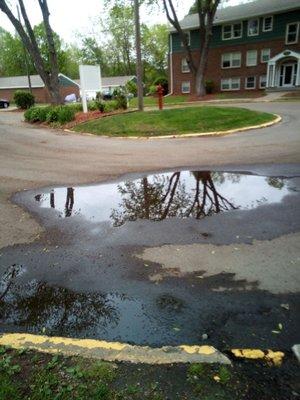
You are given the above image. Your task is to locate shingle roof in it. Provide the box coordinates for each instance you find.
[102,75,135,87]
[0,74,44,89]
[0,73,79,89]
[75,75,136,88]
[171,0,300,31]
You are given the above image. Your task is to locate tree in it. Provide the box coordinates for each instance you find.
[0,0,62,104]
[163,0,222,96]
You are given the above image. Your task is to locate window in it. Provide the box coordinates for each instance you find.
[246,50,258,66]
[245,76,256,89]
[261,48,271,63]
[221,52,241,68]
[222,22,242,40]
[286,22,299,44]
[181,81,190,94]
[181,32,191,47]
[260,75,267,89]
[221,78,240,91]
[181,58,190,73]
[263,16,273,32]
[248,19,259,36]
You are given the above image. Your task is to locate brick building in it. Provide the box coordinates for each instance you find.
[0,73,80,103]
[169,0,300,95]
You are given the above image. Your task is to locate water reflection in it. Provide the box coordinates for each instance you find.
[33,171,291,226]
[0,276,118,334]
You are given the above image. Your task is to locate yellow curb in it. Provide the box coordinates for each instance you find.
[231,348,285,366]
[0,333,231,365]
[68,114,281,140]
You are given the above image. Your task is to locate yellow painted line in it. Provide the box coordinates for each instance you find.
[231,348,285,366]
[0,333,231,365]
[67,114,281,140]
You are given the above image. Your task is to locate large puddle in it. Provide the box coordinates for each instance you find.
[32,171,293,226]
[2,169,299,346]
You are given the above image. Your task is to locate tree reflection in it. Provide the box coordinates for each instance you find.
[0,279,118,334]
[110,171,238,226]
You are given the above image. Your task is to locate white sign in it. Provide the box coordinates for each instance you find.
[79,65,101,113]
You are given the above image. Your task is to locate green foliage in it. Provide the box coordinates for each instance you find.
[25,105,75,124]
[13,90,35,109]
[218,366,232,384]
[0,373,22,400]
[148,85,157,95]
[103,100,119,113]
[24,106,52,122]
[126,80,138,96]
[153,76,168,94]
[113,89,128,110]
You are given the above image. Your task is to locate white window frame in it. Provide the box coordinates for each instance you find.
[221,52,241,69]
[285,22,299,45]
[245,76,256,90]
[181,58,190,73]
[259,75,267,89]
[261,48,271,63]
[181,81,190,94]
[246,50,258,67]
[222,22,242,40]
[262,16,273,32]
[181,31,191,47]
[248,19,259,36]
[221,78,241,91]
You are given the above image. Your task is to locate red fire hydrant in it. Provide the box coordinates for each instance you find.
[156,84,164,110]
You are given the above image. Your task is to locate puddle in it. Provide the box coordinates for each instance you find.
[31,171,293,227]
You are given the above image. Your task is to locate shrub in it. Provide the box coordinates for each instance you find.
[14,90,35,109]
[205,80,215,94]
[46,106,75,124]
[102,100,117,113]
[95,100,105,112]
[24,106,52,122]
[126,80,137,96]
[57,106,76,124]
[153,77,168,94]
[113,89,127,110]
[148,85,157,96]
[87,101,99,111]
[67,103,82,113]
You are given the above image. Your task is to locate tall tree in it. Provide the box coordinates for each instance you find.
[163,0,222,96]
[0,0,62,104]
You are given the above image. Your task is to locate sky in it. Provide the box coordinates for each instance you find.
[0,0,244,44]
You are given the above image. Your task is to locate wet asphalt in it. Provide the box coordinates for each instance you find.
[0,165,300,350]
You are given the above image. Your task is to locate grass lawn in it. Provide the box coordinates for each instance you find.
[128,95,189,108]
[0,346,297,400]
[73,106,276,137]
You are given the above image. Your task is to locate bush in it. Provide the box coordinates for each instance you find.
[148,85,157,96]
[67,103,82,113]
[24,106,52,122]
[14,90,35,109]
[103,100,118,113]
[113,89,127,110]
[46,106,75,124]
[126,80,137,96]
[153,77,168,94]
[205,80,215,94]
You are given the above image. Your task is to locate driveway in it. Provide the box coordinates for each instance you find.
[0,102,299,349]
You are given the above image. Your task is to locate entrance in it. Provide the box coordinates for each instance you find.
[280,62,297,87]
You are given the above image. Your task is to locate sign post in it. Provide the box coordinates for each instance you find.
[79,65,101,113]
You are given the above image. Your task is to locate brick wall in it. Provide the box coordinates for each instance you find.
[170,39,300,95]
[0,85,80,104]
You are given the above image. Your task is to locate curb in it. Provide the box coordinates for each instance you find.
[0,333,231,365]
[67,114,281,140]
[0,333,294,367]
